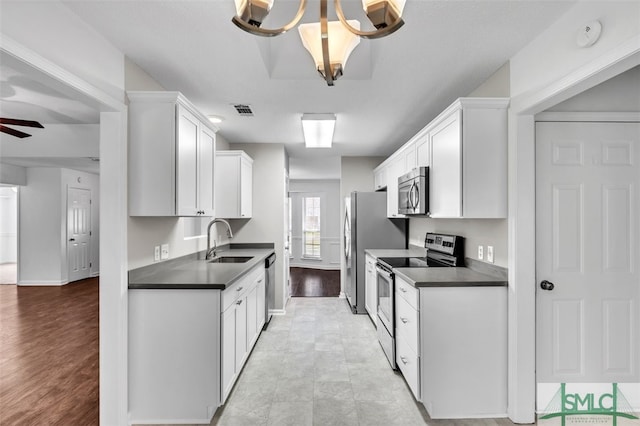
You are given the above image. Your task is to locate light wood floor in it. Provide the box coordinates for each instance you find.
[0,278,99,425]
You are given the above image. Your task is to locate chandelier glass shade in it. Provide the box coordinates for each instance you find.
[231,0,405,85]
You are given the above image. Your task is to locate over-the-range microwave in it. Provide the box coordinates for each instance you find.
[398,167,428,215]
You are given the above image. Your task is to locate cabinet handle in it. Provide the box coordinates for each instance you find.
[236,300,243,305]
[400,356,408,365]
[400,287,407,293]
[400,317,408,324]
[257,279,263,283]
[236,287,244,292]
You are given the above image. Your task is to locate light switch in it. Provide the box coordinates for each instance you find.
[487,246,494,263]
[477,245,484,260]
[154,246,160,261]
[161,243,169,260]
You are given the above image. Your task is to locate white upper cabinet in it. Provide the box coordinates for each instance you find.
[386,155,405,218]
[128,91,218,217]
[415,131,430,167]
[215,151,253,219]
[428,98,509,218]
[374,166,387,191]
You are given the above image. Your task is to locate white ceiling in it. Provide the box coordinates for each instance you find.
[60,0,575,160]
[0,0,577,177]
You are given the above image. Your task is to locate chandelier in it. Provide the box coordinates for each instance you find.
[232,0,406,86]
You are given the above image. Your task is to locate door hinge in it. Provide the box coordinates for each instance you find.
[90,231,92,236]
[90,262,92,268]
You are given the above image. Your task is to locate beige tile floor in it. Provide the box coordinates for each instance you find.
[212,297,517,426]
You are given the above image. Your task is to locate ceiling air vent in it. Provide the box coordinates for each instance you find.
[233,104,254,117]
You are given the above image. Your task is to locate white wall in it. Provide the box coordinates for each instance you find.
[545,64,640,112]
[0,1,125,103]
[289,179,341,270]
[18,167,99,284]
[229,143,287,310]
[0,187,18,264]
[0,164,27,186]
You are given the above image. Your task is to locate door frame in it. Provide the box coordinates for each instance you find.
[67,186,92,283]
[508,36,640,422]
[0,36,129,424]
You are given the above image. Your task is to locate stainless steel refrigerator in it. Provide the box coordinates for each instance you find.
[344,191,407,314]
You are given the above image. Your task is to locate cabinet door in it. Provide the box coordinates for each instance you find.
[374,167,387,191]
[386,156,405,218]
[176,105,199,216]
[365,256,377,324]
[416,134,430,167]
[429,110,462,218]
[256,275,266,331]
[199,126,215,216]
[240,157,252,218]
[235,297,247,369]
[246,285,258,349]
[221,306,236,402]
[404,145,416,173]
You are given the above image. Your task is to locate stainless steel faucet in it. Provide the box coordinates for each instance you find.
[206,218,233,260]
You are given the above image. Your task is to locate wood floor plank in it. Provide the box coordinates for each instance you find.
[289,267,340,297]
[0,278,99,425]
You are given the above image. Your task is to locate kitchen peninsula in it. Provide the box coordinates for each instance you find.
[128,244,274,424]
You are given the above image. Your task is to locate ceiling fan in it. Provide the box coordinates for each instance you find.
[0,118,44,138]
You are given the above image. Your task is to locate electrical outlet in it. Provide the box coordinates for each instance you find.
[477,245,484,260]
[161,243,169,260]
[487,246,494,263]
[154,245,160,262]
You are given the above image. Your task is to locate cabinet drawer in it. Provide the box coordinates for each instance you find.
[395,295,419,353]
[395,276,418,310]
[396,334,420,400]
[222,265,263,311]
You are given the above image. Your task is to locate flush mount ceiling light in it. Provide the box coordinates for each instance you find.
[301,113,336,148]
[232,0,405,86]
[208,115,225,124]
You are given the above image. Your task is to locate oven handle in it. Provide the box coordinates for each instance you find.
[376,264,394,279]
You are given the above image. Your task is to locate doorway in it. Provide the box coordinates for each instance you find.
[0,186,18,284]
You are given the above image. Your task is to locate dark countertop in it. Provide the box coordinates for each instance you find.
[394,266,507,288]
[128,244,275,290]
[365,247,507,288]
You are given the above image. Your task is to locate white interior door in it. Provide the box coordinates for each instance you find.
[536,121,640,384]
[68,187,92,283]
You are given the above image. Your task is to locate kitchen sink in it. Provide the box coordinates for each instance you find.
[208,256,253,264]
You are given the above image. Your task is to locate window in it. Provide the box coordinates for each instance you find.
[302,196,321,258]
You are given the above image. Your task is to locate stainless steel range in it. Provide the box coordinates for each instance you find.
[375,233,464,368]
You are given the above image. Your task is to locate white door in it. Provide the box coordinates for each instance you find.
[67,187,92,282]
[536,121,640,384]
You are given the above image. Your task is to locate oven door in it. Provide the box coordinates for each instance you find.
[376,265,394,336]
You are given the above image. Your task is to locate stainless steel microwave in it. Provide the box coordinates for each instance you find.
[398,167,428,215]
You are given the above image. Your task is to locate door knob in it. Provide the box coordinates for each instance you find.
[69,238,75,242]
[540,280,555,291]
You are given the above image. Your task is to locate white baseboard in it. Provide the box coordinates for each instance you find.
[18,280,68,286]
[339,292,346,299]
[269,309,286,316]
[90,271,100,277]
[129,417,212,425]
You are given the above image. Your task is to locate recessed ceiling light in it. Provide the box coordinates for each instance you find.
[208,115,225,123]
[301,113,336,148]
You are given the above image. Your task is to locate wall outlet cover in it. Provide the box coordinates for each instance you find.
[477,245,484,260]
[154,245,160,262]
[487,246,494,263]
[161,243,169,260]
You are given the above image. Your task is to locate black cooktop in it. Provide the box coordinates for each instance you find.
[378,256,447,268]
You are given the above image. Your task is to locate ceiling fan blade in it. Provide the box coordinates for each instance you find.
[0,118,44,128]
[0,125,32,138]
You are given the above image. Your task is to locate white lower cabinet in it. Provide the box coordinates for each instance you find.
[419,286,507,418]
[220,265,265,403]
[364,254,377,326]
[129,261,268,424]
[394,276,420,400]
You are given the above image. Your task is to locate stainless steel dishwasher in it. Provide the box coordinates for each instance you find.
[263,253,276,329]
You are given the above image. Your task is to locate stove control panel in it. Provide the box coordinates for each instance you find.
[424,233,463,257]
